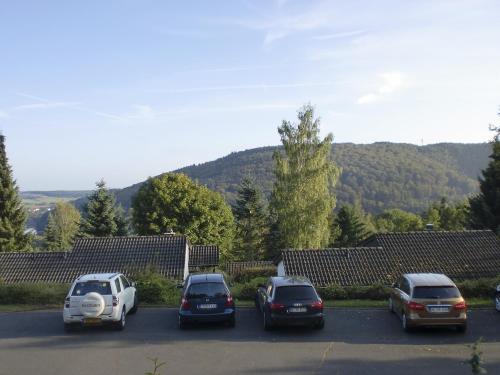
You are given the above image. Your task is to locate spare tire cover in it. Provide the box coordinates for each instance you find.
[80,292,105,318]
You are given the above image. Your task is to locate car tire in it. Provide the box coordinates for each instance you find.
[178,315,186,330]
[115,308,126,331]
[402,312,412,332]
[388,298,395,313]
[129,294,139,314]
[457,324,467,333]
[227,315,236,328]
[313,320,325,330]
[263,311,273,331]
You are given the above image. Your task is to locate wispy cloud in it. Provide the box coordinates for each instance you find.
[357,72,407,104]
[14,93,124,120]
[312,29,367,41]
[0,110,9,118]
[147,81,337,94]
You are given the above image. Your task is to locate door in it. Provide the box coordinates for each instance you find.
[119,275,134,312]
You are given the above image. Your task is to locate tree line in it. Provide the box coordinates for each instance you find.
[0,105,499,261]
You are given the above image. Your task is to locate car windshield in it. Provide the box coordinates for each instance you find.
[187,282,228,298]
[71,281,112,296]
[274,286,318,302]
[412,286,461,299]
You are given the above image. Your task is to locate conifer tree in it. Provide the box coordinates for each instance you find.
[44,201,81,250]
[0,134,30,252]
[232,178,269,261]
[81,180,118,237]
[470,118,500,233]
[270,105,339,249]
[332,205,370,247]
[114,205,129,236]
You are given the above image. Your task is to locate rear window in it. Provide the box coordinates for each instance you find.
[274,286,318,302]
[412,286,461,299]
[71,281,112,296]
[187,282,228,298]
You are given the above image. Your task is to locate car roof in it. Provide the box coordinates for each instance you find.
[76,273,120,282]
[404,273,455,287]
[271,276,313,287]
[188,273,225,284]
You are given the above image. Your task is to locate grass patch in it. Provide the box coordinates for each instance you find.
[0,304,60,312]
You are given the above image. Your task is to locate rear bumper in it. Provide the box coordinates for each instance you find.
[270,312,324,326]
[407,312,467,327]
[63,309,120,324]
[179,309,235,323]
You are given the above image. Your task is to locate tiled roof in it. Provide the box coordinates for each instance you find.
[0,235,188,283]
[189,245,219,268]
[282,230,500,287]
[282,248,386,287]
[361,230,500,281]
[225,260,275,276]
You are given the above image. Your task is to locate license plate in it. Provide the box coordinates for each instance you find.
[429,307,449,313]
[84,318,102,324]
[288,307,307,313]
[198,304,217,309]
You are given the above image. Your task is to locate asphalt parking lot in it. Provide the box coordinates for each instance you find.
[0,307,499,375]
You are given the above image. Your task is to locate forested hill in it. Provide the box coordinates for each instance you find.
[110,142,490,215]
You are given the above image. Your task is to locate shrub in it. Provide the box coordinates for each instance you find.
[318,283,391,300]
[0,282,69,305]
[131,268,180,305]
[456,277,500,299]
[231,277,267,300]
[232,266,276,283]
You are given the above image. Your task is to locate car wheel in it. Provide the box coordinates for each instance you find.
[402,313,412,332]
[129,294,139,314]
[263,311,273,331]
[457,324,467,333]
[313,319,325,330]
[388,298,394,313]
[115,308,126,331]
[227,315,236,328]
[178,315,186,330]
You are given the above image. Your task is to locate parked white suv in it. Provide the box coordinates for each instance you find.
[63,273,138,331]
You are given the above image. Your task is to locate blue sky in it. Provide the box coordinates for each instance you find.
[1,0,499,190]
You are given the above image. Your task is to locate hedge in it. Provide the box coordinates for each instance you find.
[0,283,69,305]
[231,266,276,283]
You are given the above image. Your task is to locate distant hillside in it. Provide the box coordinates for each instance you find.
[108,142,490,215]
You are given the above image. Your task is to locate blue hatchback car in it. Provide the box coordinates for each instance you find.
[178,273,235,328]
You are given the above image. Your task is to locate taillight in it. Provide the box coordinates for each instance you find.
[181,297,191,310]
[65,297,70,308]
[311,300,323,310]
[224,295,234,308]
[453,301,467,310]
[112,296,119,307]
[270,302,285,311]
[407,301,425,311]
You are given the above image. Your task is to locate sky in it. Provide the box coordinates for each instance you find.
[0,0,499,190]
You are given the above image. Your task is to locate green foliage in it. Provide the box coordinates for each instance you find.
[131,173,235,260]
[232,266,276,283]
[318,282,391,300]
[456,277,500,298]
[270,105,340,249]
[145,358,166,375]
[130,268,180,304]
[374,208,423,232]
[470,120,500,233]
[422,197,469,230]
[465,338,487,374]
[0,134,30,252]
[332,205,371,246]
[114,204,129,236]
[80,180,122,237]
[231,277,268,300]
[0,282,68,304]
[44,201,81,250]
[232,178,269,261]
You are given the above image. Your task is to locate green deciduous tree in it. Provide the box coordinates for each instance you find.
[0,134,30,252]
[270,105,340,249]
[332,205,371,247]
[470,118,500,233]
[131,173,235,260]
[232,178,269,261]
[375,208,423,232]
[44,201,81,250]
[80,180,121,237]
[422,197,469,230]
